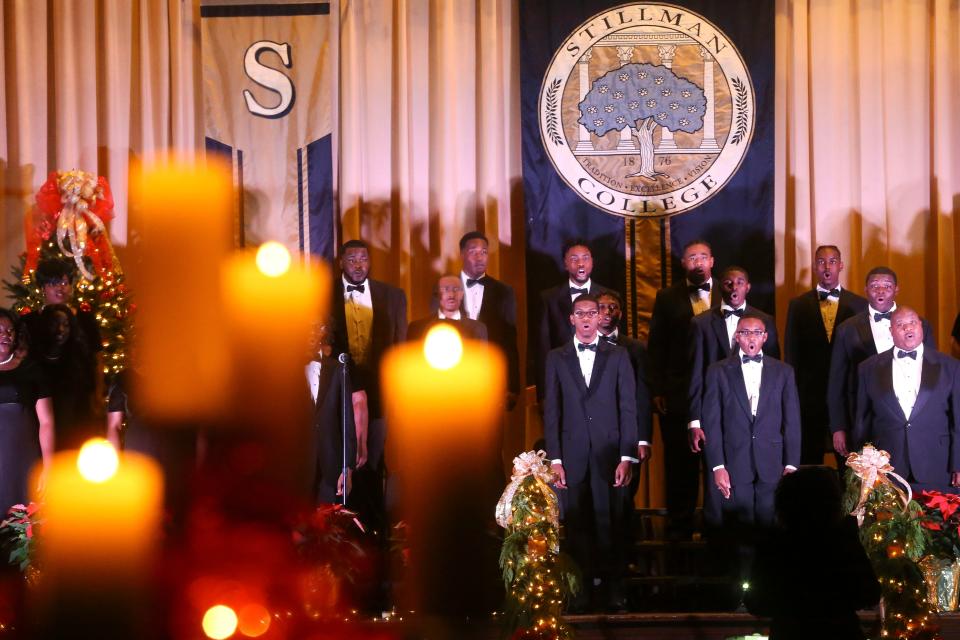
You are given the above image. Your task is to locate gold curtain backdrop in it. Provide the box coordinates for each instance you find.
[1,0,959,506]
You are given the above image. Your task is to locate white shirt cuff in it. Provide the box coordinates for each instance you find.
[622,456,639,463]
[785,465,797,471]
[551,459,562,465]
[712,464,725,471]
[688,420,701,430]
[638,441,650,447]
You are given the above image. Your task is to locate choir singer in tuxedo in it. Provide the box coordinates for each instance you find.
[702,314,801,528]
[827,267,935,459]
[536,240,609,400]
[408,275,487,341]
[544,294,638,611]
[331,239,407,533]
[853,307,960,494]
[784,245,867,464]
[647,239,717,538]
[457,232,519,408]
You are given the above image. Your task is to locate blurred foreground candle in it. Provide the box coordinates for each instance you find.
[32,440,163,635]
[132,159,233,422]
[382,325,505,618]
[220,243,329,496]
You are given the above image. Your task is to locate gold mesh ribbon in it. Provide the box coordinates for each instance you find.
[846,444,912,525]
[54,171,110,281]
[495,450,559,531]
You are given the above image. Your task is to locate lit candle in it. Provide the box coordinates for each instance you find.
[131,159,233,422]
[381,325,506,617]
[220,243,329,495]
[32,440,163,634]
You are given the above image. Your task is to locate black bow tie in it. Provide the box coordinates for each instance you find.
[722,308,744,319]
[346,283,365,293]
[688,282,710,294]
[874,311,892,322]
[741,354,762,364]
[466,277,485,288]
[570,286,588,296]
[897,350,917,360]
[577,342,597,352]
[818,288,840,301]
[601,334,617,345]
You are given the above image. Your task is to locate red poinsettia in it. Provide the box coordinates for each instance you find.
[918,490,960,558]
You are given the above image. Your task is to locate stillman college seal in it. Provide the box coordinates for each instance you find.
[539,3,755,218]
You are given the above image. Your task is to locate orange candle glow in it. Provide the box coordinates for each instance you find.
[131,159,233,422]
[382,326,505,615]
[35,440,163,583]
[221,243,328,425]
[219,244,329,497]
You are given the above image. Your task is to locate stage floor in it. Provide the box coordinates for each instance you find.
[564,611,960,639]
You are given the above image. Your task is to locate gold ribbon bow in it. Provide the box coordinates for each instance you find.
[846,444,912,525]
[55,170,109,281]
[495,450,559,530]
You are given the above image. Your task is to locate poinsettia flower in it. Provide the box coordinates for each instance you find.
[922,520,943,530]
[26,503,38,517]
[25,524,32,539]
[9,505,25,513]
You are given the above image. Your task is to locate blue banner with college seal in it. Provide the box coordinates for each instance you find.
[520,0,774,344]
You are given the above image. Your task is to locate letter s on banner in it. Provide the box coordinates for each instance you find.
[243,41,295,119]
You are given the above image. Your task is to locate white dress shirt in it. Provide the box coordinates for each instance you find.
[721,302,747,348]
[892,343,923,418]
[342,275,374,365]
[305,360,322,404]
[712,351,796,472]
[869,303,896,354]
[816,284,842,341]
[569,278,592,301]
[439,309,462,320]
[687,277,713,316]
[461,271,484,320]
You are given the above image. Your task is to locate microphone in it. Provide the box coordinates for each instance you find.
[338,352,350,364]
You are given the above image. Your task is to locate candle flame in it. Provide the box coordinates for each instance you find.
[237,603,271,637]
[76,438,119,483]
[202,604,238,640]
[255,241,291,277]
[423,324,463,370]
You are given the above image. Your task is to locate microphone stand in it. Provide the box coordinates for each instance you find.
[338,352,350,507]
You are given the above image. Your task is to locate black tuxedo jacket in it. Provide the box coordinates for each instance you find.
[827,311,935,433]
[687,305,780,424]
[784,288,867,423]
[616,334,653,443]
[853,348,960,486]
[647,280,719,406]
[543,340,638,486]
[536,280,609,397]
[702,354,801,484]
[464,276,520,394]
[407,316,488,342]
[309,356,357,504]
[331,277,408,419]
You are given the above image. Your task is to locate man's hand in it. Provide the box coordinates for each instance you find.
[653,395,667,415]
[637,444,651,463]
[951,471,960,488]
[832,430,849,458]
[613,460,633,487]
[336,469,353,496]
[688,427,705,453]
[783,466,797,476]
[551,463,567,489]
[356,440,368,469]
[713,468,732,499]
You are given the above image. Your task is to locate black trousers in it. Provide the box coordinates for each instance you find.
[564,461,629,585]
[659,409,702,535]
